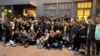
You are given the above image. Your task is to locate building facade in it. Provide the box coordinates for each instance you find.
[0,0,100,20]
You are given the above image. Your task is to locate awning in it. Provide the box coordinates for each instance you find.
[0,0,37,7]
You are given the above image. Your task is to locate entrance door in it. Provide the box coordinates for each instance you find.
[13,4,36,17]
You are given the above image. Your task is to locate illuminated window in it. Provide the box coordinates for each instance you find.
[84,3,88,8]
[78,16,84,20]
[23,9,36,17]
[77,2,92,20]
[77,2,92,8]
[84,16,88,20]
[78,10,83,16]
[84,9,90,16]
[87,2,92,8]
[81,3,84,8]
[23,9,28,16]
[78,3,81,8]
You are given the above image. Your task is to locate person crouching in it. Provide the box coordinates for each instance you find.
[53,30,63,50]
[37,29,50,49]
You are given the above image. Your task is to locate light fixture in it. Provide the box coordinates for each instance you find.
[8,10,12,13]
[4,9,7,12]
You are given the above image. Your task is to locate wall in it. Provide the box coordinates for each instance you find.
[36,0,73,16]
[0,6,2,18]
[0,0,94,17]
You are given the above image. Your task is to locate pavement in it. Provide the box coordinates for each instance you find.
[0,43,82,56]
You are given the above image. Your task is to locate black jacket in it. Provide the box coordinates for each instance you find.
[88,25,95,40]
[53,25,64,32]
[0,23,3,31]
[78,23,88,36]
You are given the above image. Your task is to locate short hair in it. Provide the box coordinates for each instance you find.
[96,16,100,20]
[96,16,100,23]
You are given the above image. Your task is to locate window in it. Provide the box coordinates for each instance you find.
[58,3,71,17]
[78,2,92,8]
[44,4,56,10]
[81,3,84,8]
[96,9,100,17]
[44,4,56,17]
[84,9,90,16]
[77,2,92,20]
[78,9,83,16]
[97,0,100,7]
[59,3,71,10]
[84,2,88,8]
[87,2,92,8]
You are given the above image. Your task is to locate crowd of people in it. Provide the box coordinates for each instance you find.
[0,15,100,56]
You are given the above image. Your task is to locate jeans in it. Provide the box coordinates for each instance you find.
[73,36,80,51]
[0,31,3,41]
[96,40,100,55]
[87,38,95,56]
[69,33,73,47]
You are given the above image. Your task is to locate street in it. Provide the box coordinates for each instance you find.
[0,43,81,56]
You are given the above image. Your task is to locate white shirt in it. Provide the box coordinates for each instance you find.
[30,24,34,30]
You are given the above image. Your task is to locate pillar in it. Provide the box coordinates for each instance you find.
[92,0,96,20]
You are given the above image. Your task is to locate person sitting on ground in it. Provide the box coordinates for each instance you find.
[37,29,50,49]
[53,30,63,50]
[48,30,56,49]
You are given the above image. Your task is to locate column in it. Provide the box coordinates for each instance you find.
[11,5,14,17]
[71,0,74,17]
[56,0,59,17]
[92,0,96,20]
[0,6,2,18]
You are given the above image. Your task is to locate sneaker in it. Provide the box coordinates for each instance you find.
[68,47,72,50]
[24,44,29,48]
[5,43,11,46]
[12,44,16,47]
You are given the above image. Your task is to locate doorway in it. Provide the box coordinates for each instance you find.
[13,4,36,17]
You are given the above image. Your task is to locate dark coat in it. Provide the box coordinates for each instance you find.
[87,25,95,40]
[53,25,64,32]
[34,25,39,33]
[78,23,88,36]
[0,23,3,31]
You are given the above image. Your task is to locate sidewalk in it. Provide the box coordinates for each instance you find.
[0,43,81,56]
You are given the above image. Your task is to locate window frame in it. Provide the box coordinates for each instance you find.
[77,2,92,20]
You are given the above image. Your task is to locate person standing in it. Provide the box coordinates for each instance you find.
[95,17,100,56]
[0,20,4,41]
[72,22,80,51]
[86,19,95,56]
[78,19,88,52]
